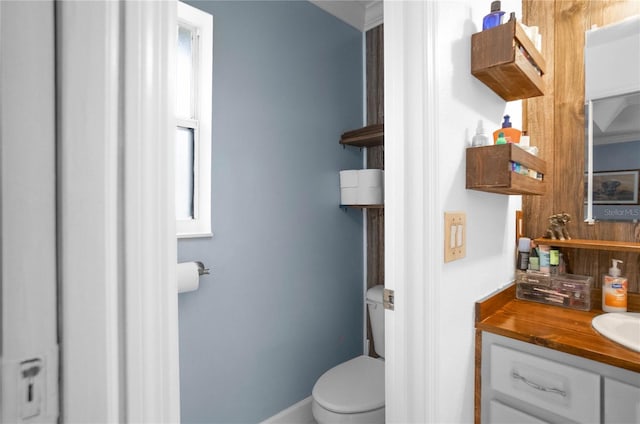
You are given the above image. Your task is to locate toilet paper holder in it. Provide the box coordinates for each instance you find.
[195,261,210,276]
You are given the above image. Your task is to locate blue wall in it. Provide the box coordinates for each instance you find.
[177,2,364,422]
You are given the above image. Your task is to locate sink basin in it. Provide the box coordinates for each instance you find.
[592,312,640,352]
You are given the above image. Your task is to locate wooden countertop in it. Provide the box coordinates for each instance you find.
[475,284,640,373]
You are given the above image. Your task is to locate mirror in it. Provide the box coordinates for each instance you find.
[584,16,640,222]
[585,92,640,222]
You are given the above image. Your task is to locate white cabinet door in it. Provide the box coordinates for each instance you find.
[490,344,601,423]
[489,400,550,424]
[604,377,640,423]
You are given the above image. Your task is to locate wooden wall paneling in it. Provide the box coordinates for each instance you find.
[522,0,556,239]
[523,1,640,293]
[366,25,384,126]
[366,24,384,292]
[366,25,384,357]
[552,0,587,228]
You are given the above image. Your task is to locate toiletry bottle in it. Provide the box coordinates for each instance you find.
[602,259,628,312]
[495,132,507,145]
[482,1,505,30]
[517,237,530,271]
[558,253,566,274]
[520,130,530,147]
[493,115,522,143]
[549,249,559,275]
[528,245,539,271]
[538,244,550,274]
[471,120,490,147]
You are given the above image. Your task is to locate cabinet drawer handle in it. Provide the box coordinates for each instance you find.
[511,371,567,397]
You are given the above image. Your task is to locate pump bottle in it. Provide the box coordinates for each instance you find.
[472,120,490,146]
[493,115,522,143]
[602,259,628,312]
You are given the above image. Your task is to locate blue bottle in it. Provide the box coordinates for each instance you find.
[482,1,505,30]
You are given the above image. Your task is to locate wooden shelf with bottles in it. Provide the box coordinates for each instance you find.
[339,123,384,148]
[471,19,546,101]
[466,143,547,195]
[533,238,640,253]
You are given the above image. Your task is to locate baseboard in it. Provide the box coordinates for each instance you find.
[261,396,315,424]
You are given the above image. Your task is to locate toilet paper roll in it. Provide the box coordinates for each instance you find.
[358,169,384,187]
[357,186,383,204]
[177,262,200,293]
[339,170,358,188]
[341,187,358,205]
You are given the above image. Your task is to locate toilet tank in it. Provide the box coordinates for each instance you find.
[366,285,385,358]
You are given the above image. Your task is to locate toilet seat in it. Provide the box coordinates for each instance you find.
[312,355,384,414]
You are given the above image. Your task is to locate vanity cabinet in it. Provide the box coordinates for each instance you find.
[604,377,640,423]
[481,332,640,423]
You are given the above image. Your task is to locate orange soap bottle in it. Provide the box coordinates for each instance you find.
[602,259,628,312]
[493,115,521,143]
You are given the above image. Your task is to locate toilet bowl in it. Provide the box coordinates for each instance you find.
[312,355,384,424]
[311,285,385,424]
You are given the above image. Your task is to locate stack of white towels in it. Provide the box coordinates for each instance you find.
[339,169,384,205]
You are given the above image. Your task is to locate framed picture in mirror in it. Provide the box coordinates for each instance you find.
[585,170,639,204]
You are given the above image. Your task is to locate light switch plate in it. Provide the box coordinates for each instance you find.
[444,212,466,262]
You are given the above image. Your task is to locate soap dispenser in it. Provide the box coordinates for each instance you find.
[493,115,522,143]
[602,259,628,312]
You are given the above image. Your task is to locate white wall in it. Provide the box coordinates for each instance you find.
[176,2,365,422]
[385,0,523,422]
[436,1,523,421]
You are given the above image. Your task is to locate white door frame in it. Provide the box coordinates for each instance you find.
[57,1,180,421]
[384,2,440,422]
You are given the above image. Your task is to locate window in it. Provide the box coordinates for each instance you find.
[176,1,212,237]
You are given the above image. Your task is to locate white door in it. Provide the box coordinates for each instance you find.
[0,1,59,422]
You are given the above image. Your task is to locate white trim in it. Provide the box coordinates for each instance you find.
[423,3,441,422]
[58,1,180,421]
[383,2,407,422]
[364,1,383,31]
[586,99,595,224]
[176,1,212,238]
[57,1,123,420]
[309,1,383,32]
[362,33,369,355]
[260,396,315,424]
[121,1,180,421]
[384,1,439,422]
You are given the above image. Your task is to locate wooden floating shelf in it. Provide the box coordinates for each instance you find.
[471,20,546,101]
[466,144,547,196]
[534,238,640,253]
[340,123,384,148]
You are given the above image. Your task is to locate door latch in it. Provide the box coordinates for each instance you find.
[383,288,395,311]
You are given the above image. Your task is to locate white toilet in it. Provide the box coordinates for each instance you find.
[311,285,385,424]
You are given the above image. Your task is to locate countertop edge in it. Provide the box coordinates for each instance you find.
[475,283,640,374]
